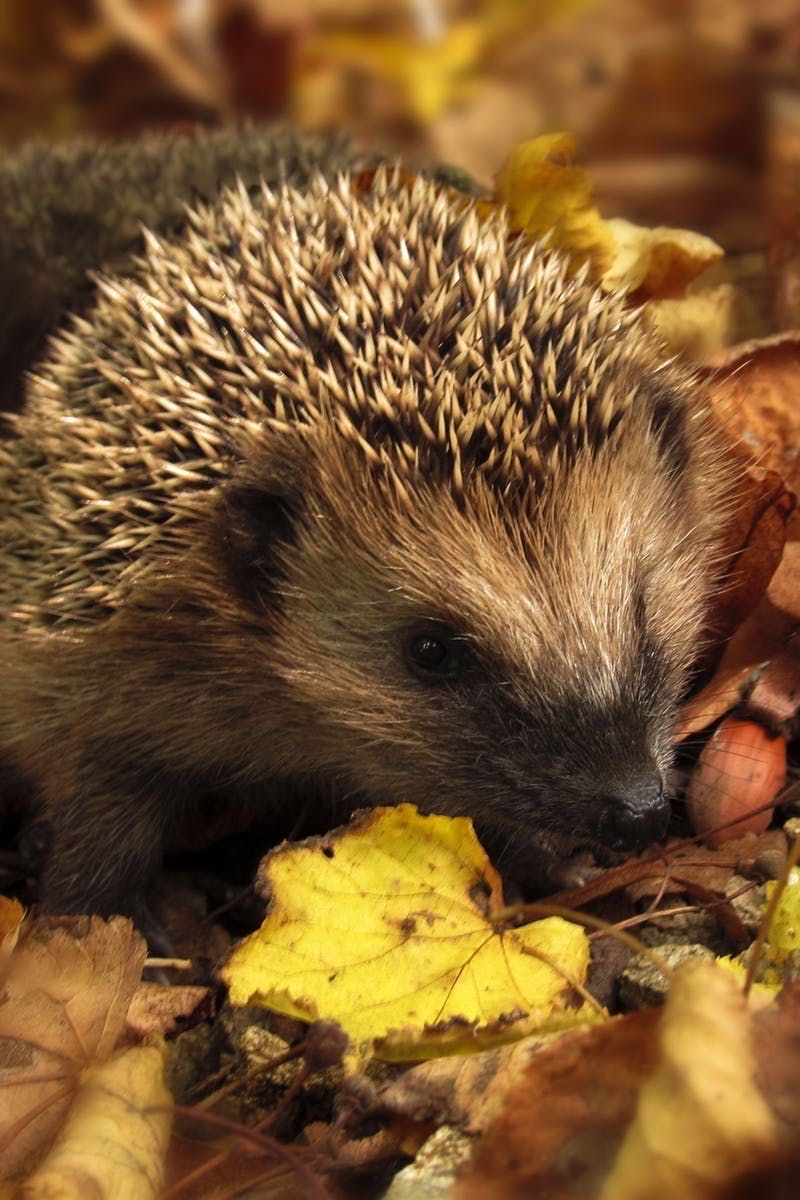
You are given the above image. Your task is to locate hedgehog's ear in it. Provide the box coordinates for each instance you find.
[219,471,300,607]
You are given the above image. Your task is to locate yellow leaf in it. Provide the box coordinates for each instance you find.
[765,866,800,959]
[644,285,736,360]
[493,135,723,304]
[601,960,779,1200]
[222,805,594,1061]
[601,218,724,299]
[717,868,800,992]
[310,22,484,124]
[494,132,615,275]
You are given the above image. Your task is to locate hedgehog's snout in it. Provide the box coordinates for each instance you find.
[596,775,670,852]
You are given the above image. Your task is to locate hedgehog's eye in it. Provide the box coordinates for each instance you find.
[404,624,463,682]
[411,634,447,668]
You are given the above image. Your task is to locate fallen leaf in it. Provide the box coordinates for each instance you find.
[222,805,595,1061]
[552,839,741,911]
[125,983,213,1041]
[18,1040,172,1200]
[493,133,722,307]
[625,847,736,905]
[700,463,794,661]
[454,1009,661,1200]
[677,509,800,741]
[676,336,800,737]
[720,867,800,994]
[751,982,800,1135]
[305,21,484,125]
[494,131,615,275]
[601,217,723,299]
[703,334,800,496]
[766,867,800,961]
[675,463,794,740]
[455,959,800,1199]
[675,664,758,743]
[600,960,780,1200]
[0,916,146,1179]
[644,284,737,360]
[0,896,24,976]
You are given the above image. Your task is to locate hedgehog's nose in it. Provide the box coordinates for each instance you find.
[599,776,670,852]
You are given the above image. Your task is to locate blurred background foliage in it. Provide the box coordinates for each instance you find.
[0,0,798,254]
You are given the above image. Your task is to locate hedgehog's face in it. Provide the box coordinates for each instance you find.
[224,421,719,881]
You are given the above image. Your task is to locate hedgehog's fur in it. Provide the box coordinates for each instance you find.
[0,125,372,411]
[0,165,729,919]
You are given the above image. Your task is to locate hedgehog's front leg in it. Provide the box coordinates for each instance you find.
[37,755,178,923]
[1,624,198,925]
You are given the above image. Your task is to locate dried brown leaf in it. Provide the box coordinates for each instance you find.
[0,916,146,1179]
[678,511,800,740]
[455,963,800,1200]
[125,983,213,1041]
[705,334,800,496]
[0,897,24,978]
[454,1010,661,1200]
[700,462,795,658]
[601,962,781,1200]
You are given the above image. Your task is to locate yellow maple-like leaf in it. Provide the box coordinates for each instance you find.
[493,134,722,311]
[601,960,779,1200]
[494,132,615,275]
[718,866,800,993]
[310,22,484,124]
[643,285,736,360]
[765,866,800,959]
[601,217,724,299]
[223,805,594,1061]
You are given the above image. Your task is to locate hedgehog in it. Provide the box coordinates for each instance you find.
[0,124,374,411]
[0,161,729,924]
